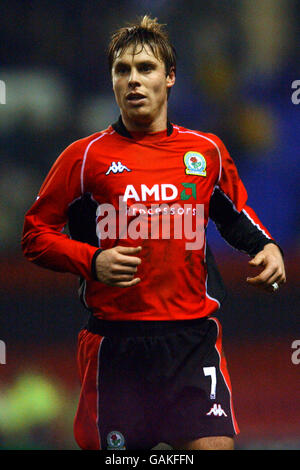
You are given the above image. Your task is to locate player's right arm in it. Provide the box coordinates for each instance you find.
[22,138,142,286]
[22,139,101,281]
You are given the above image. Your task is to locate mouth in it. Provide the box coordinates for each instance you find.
[126,92,146,104]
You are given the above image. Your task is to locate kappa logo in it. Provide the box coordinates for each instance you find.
[106,161,131,175]
[206,404,227,417]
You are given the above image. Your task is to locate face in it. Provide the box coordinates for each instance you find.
[111,44,175,130]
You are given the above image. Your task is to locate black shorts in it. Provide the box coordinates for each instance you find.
[74,315,239,450]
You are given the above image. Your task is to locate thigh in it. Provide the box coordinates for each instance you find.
[158,317,239,445]
[96,335,156,450]
[74,329,153,450]
[74,329,104,450]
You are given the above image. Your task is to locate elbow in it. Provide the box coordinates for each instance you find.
[21,224,40,263]
[21,232,34,261]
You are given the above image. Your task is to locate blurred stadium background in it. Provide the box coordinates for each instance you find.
[0,0,299,450]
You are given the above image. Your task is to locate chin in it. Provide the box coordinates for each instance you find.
[127,109,152,123]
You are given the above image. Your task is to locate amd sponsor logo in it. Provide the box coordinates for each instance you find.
[122,183,197,202]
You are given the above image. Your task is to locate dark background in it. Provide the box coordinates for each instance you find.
[0,0,299,450]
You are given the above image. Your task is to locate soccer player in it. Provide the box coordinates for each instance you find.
[22,16,286,450]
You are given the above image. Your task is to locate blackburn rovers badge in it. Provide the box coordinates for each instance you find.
[107,431,126,450]
[184,151,207,176]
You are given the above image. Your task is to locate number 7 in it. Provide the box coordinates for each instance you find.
[203,366,216,400]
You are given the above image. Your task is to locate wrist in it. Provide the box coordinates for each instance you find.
[91,248,103,280]
[262,241,284,258]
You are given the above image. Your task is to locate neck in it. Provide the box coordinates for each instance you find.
[120,110,168,133]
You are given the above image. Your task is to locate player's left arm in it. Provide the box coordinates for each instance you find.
[208,133,286,292]
[210,190,286,291]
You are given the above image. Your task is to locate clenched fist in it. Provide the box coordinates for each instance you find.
[95,245,142,287]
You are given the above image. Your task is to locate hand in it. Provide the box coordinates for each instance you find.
[95,245,142,287]
[246,243,286,292]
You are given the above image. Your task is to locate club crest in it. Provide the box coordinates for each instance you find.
[107,430,126,450]
[184,151,206,176]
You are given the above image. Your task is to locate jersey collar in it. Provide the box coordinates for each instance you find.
[112,116,174,139]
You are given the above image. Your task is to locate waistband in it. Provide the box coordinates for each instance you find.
[85,314,208,337]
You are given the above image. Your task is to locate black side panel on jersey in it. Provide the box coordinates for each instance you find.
[67,193,99,311]
[205,243,227,305]
[67,193,98,247]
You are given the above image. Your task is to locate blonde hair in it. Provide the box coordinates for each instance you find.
[108,15,176,76]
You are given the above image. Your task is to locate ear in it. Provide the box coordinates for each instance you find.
[166,66,176,89]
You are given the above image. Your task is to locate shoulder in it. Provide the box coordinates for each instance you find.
[173,124,224,148]
[62,126,114,157]
[172,125,227,161]
[49,128,113,172]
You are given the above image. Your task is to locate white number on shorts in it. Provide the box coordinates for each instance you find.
[203,366,216,400]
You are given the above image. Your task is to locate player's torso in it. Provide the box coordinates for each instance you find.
[82,125,221,320]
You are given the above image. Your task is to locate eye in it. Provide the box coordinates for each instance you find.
[115,65,129,75]
[140,63,154,72]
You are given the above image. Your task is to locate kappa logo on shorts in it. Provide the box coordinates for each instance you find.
[106,161,131,175]
[107,430,126,450]
[206,404,227,417]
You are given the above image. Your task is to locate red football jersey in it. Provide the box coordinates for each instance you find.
[22,122,273,321]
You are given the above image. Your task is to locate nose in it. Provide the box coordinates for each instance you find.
[128,68,140,88]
